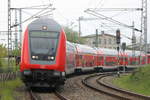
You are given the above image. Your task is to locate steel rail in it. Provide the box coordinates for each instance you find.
[82,73,130,100]
[97,74,150,100]
[29,89,41,100]
[54,90,70,100]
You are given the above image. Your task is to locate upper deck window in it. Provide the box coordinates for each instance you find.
[30,31,58,38]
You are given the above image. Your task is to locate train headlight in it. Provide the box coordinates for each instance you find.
[50,56,54,60]
[48,56,51,60]
[48,56,55,60]
[32,56,36,59]
[35,56,38,59]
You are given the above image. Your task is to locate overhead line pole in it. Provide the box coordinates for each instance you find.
[8,0,12,68]
[14,9,18,49]
[141,0,147,64]
[78,17,81,37]
[19,9,22,47]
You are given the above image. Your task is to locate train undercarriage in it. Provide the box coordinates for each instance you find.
[21,69,66,87]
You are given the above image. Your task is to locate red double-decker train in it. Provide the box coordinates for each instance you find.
[20,17,150,87]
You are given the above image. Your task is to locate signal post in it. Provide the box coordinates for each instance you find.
[116,29,121,73]
[122,42,126,73]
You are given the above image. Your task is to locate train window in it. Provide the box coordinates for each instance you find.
[30,31,58,38]
[99,56,103,60]
[66,45,69,51]
[30,38,57,58]
[66,43,75,52]
[29,31,59,61]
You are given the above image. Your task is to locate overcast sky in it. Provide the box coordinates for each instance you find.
[0,0,149,45]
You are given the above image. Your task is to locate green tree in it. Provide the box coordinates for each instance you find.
[63,26,85,44]
[12,48,21,57]
[0,44,7,58]
[0,44,7,67]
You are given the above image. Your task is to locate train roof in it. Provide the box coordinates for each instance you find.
[75,43,97,54]
[97,48,142,57]
[28,17,62,32]
[98,48,118,56]
[66,41,76,48]
[125,50,141,57]
[67,41,144,57]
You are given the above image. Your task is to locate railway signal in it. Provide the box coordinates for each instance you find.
[122,42,126,51]
[116,29,121,72]
[116,29,121,44]
[122,42,126,73]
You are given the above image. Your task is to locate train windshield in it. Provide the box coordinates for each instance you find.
[29,31,59,60]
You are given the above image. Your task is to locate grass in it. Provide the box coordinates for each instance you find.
[0,58,19,73]
[0,78,24,100]
[113,64,150,96]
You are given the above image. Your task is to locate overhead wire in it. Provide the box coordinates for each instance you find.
[12,4,52,27]
[22,10,51,18]
[19,5,50,9]
[22,10,34,16]
[36,10,53,18]
[99,0,107,8]
[100,21,133,41]
[94,0,104,10]
[110,11,126,18]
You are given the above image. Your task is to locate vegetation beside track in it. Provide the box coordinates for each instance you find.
[0,78,23,100]
[0,44,20,70]
[113,64,150,96]
[64,26,85,44]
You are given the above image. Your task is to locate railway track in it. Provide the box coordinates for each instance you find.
[28,88,69,100]
[82,73,150,100]
[0,72,19,81]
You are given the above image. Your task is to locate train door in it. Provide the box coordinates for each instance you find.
[97,55,104,66]
[66,43,76,73]
[148,55,150,64]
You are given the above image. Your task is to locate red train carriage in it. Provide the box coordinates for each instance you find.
[96,48,104,67]
[66,42,76,74]
[98,48,118,70]
[20,18,67,87]
[74,44,97,72]
[147,54,150,64]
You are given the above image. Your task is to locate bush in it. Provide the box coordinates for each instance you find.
[64,26,85,44]
[0,44,7,58]
[0,59,2,67]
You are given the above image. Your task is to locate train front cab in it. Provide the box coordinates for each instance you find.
[20,18,66,87]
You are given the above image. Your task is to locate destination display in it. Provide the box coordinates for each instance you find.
[30,31,58,38]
